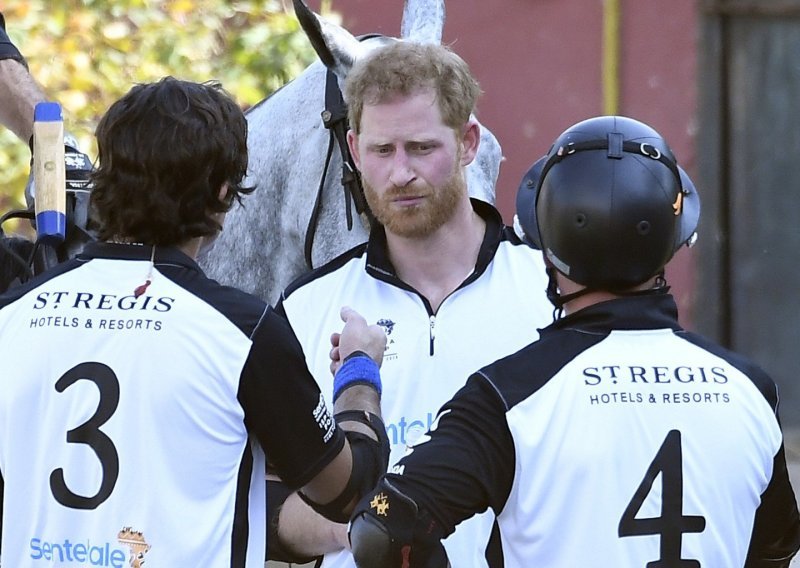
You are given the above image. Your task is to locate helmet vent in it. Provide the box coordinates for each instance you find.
[575,213,587,228]
[636,220,651,235]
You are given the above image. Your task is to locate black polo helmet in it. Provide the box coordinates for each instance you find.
[515,115,700,290]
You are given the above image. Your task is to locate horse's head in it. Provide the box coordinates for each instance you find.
[199,0,502,304]
[292,0,501,205]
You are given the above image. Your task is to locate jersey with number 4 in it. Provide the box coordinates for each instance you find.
[389,293,800,567]
[0,243,344,568]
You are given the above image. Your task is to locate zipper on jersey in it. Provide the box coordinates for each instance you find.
[429,314,436,355]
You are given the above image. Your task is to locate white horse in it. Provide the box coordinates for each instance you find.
[199,0,502,304]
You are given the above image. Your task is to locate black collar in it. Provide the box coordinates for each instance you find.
[364,198,506,286]
[78,242,202,272]
[544,293,682,336]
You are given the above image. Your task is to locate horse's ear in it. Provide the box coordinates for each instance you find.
[401,0,445,44]
[292,0,364,79]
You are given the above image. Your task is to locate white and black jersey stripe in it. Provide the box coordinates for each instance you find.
[0,243,343,568]
[389,294,800,567]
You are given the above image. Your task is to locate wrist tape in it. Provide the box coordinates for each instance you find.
[333,351,381,402]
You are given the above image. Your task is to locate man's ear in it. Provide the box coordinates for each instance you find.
[347,130,361,170]
[459,119,480,167]
[218,183,230,205]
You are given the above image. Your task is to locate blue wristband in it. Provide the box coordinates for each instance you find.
[333,354,381,402]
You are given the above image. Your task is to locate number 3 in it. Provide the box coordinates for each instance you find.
[618,429,706,567]
[50,362,120,510]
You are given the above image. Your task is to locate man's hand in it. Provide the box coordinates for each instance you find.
[330,306,386,375]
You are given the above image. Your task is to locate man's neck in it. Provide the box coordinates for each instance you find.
[386,198,485,311]
[562,290,625,315]
[178,236,205,260]
[560,276,660,315]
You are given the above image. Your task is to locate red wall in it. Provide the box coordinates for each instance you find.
[304,0,698,323]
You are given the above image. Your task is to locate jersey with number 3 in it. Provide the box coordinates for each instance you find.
[0,243,344,568]
[389,293,800,567]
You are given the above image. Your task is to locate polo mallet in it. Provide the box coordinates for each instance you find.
[33,101,66,246]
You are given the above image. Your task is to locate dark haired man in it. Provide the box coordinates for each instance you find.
[0,77,389,567]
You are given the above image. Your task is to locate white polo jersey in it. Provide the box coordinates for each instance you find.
[278,199,552,567]
[0,243,344,568]
[389,294,800,567]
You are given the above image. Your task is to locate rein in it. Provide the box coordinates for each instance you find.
[303,36,380,270]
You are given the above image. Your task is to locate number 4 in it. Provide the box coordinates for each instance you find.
[618,429,706,567]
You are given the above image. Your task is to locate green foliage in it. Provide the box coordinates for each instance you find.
[0,0,328,234]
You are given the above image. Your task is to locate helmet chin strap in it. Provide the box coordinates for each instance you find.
[546,265,591,318]
[546,265,671,319]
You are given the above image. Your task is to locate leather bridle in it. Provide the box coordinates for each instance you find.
[303,37,382,270]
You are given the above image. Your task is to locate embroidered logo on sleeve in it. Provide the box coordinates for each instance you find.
[370,493,390,516]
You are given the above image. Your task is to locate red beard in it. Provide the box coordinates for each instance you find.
[364,169,465,238]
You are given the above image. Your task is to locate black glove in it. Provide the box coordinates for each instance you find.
[350,478,450,568]
[64,136,94,235]
[64,135,93,192]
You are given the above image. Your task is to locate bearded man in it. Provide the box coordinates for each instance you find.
[268,41,552,568]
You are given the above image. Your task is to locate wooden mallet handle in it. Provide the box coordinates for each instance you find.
[33,101,66,244]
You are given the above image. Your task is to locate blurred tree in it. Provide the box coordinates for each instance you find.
[0,0,334,235]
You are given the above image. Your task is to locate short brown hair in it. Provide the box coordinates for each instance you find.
[91,77,253,246]
[344,42,481,134]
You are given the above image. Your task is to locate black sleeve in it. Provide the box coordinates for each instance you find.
[745,443,800,567]
[238,309,345,489]
[387,372,516,535]
[0,12,26,67]
[0,237,34,293]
